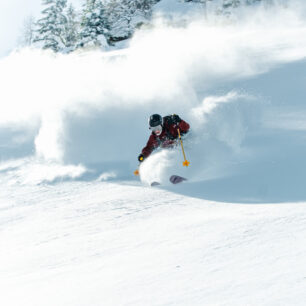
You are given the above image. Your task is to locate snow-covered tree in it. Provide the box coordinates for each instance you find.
[34,0,68,52]
[105,0,156,43]
[78,0,109,48]
[223,0,241,9]
[62,4,79,51]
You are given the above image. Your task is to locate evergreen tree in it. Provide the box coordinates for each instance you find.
[62,3,79,50]
[34,0,68,52]
[105,0,156,42]
[78,0,109,48]
[223,0,241,9]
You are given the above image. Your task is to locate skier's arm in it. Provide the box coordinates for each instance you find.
[171,114,190,135]
[177,119,190,135]
[140,134,159,160]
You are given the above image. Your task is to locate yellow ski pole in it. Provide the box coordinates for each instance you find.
[134,156,144,175]
[177,128,190,167]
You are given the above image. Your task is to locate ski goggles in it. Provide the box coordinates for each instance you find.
[150,125,162,134]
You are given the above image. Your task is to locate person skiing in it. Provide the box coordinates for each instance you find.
[138,114,190,162]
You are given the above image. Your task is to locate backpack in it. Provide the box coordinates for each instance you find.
[162,115,180,140]
[163,114,180,126]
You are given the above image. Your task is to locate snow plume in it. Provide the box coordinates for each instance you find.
[1,1,306,184]
[191,92,243,126]
[35,112,64,161]
[189,91,255,152]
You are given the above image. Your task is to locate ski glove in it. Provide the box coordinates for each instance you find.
[138,154,145,162]
[172,114,181,124]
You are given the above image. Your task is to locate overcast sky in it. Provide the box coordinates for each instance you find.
[0,0,83,58]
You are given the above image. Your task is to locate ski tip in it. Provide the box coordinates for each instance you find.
[169,175,187,184]
[151,181,161,187]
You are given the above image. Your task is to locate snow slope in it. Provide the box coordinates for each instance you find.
[2,180,306,306]
[2,1,306,305]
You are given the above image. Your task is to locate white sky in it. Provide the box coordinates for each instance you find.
[0,0,83,58]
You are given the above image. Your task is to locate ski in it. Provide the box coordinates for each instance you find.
[169,175,187,184]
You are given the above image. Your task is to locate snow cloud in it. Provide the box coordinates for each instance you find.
[0,1,306,183]
[190,92,244,126]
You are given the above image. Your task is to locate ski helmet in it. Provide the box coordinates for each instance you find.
[149,114,162,128]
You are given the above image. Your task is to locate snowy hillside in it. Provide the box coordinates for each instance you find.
[2,0,306,305]
[2,179,306,306]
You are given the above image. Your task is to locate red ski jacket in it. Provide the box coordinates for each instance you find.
[141,116,190,158]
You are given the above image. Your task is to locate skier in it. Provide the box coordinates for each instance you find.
[138,114,190,162]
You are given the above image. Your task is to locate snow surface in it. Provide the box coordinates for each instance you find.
[2,1,306,305]
[2,180,306,306]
